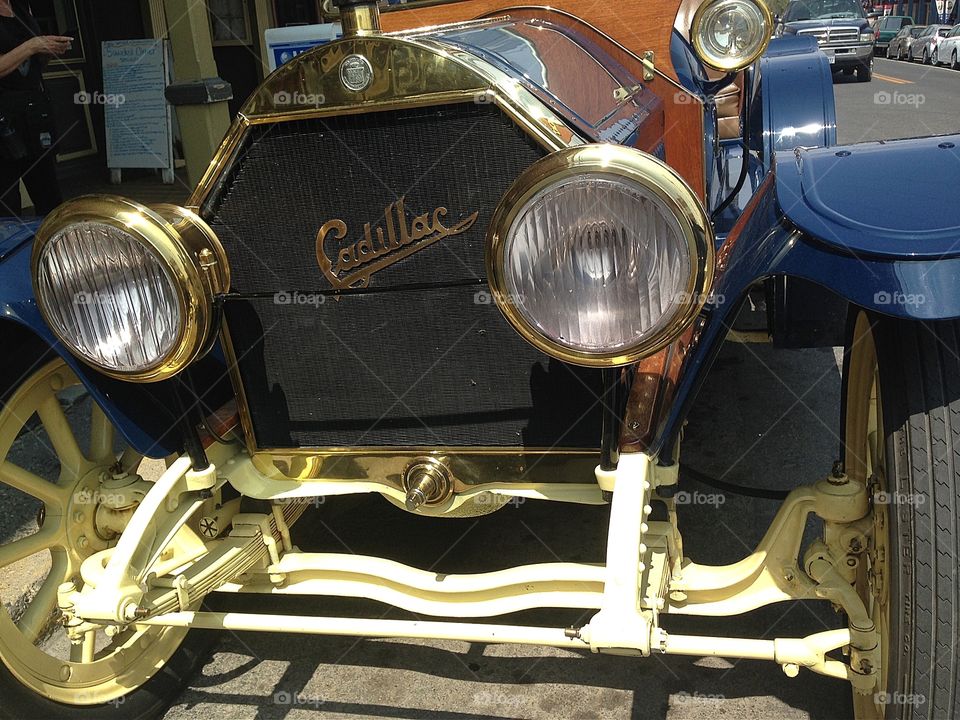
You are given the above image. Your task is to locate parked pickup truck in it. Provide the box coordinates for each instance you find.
[874,14,915,54]
[777,0,876,81]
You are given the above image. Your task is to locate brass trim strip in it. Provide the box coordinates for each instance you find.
[250,447,601,484]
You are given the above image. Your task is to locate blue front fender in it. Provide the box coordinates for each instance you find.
[659,133,960,455]
[775,135,960,319]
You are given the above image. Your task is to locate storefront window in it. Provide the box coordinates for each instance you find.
[209,0,252,45]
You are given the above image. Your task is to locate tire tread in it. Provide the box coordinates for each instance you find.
[875,318,960,720]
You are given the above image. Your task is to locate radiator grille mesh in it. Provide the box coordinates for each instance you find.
[206,103,605,448]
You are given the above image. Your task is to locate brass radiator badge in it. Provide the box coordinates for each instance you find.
[316,197,479,289]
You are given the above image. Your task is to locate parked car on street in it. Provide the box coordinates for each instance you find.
[873,13,914,53]
[2,1,960,719]
[934,22,960,67]
[777,0,876,80]
[886,24,926,58]
[909,23,953,62]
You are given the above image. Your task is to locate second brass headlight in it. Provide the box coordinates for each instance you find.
[692,0,773,72]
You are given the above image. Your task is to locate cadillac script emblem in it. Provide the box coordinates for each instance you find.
[316,198,479,289]
[340,54,373,92]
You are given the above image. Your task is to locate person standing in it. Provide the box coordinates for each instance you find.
[0,0,71,217]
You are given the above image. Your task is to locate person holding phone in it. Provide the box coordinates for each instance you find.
[0,0,71,217]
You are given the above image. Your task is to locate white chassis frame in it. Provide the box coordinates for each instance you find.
[60,444,880,693]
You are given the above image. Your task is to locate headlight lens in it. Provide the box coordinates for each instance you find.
[692,0,773,72]
[36,223,182,373]
[488,146,714,367]
[32,197,228,382]
[860,31,875,42]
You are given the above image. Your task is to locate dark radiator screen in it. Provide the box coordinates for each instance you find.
[206,103,605,448]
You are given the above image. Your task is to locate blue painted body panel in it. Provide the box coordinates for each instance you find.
[658,156,960,455]
[711,141,767,237]
[752,36,837,166]
[777,136,960,258]
[0,219,40,261]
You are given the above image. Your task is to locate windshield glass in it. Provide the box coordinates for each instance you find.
[910,26,924,36]
[938,27,951,36]
[784,0,866,21]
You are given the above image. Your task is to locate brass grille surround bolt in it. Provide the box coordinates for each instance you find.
[403,458,452,511]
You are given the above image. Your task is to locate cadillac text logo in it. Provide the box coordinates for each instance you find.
[340,54,373,92]
[316,198,479,289]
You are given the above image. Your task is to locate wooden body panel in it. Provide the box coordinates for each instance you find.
[381,1,683,78]
[382,2,706,198]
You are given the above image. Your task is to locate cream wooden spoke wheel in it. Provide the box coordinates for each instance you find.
[845,314,890,720]
[0,359,189,710]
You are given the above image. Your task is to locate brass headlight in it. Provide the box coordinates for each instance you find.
[692,0,773,72]
[32,196,228,382]
[487,145,714,368]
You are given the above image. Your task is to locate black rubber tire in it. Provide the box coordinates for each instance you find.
[952,51,959,70]
[0,338,214,719]
[922,49,930,64]
[0,635,213,720]
[847,315,960,719]
[856,63,873,82]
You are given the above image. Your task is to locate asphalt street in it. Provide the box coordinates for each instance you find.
[835,57,960,142]
[0,54,958,720]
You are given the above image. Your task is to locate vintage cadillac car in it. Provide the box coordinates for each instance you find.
[1,0,959,717]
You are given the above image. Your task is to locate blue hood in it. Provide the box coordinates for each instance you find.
[783,18,870,32]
